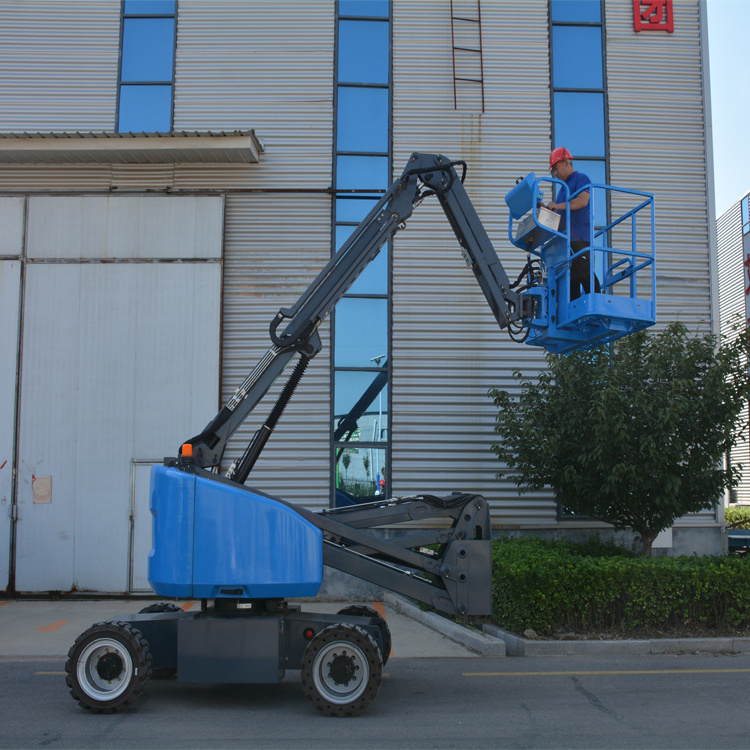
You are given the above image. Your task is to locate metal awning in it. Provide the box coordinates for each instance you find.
[0,130,264,164]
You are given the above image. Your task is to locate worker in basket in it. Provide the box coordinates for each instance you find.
[546,146,601,300]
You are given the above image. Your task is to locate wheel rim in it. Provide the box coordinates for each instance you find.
[76,637,134,701]
[311,640,370,705]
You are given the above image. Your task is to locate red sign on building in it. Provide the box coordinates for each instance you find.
[633,0,674,33]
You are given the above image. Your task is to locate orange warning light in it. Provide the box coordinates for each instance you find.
[181,443,194,457]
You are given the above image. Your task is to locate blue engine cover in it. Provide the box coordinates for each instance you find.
[148,464,323,599]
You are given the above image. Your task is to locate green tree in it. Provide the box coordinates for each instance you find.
[489,322,750,555]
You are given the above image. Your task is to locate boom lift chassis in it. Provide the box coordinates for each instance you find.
[65,153,654,716]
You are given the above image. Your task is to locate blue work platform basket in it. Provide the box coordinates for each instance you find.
[505,172,656,354]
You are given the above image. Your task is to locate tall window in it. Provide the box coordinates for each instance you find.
[117,0,177,133]
[332,0,391,506]
[549,0,607,228]
[742,195,750,236]
[551,0,606,520]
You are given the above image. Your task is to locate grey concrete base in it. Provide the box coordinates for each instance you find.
[384,593,506,656]
[483,623,750,656]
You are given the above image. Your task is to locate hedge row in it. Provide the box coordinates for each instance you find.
[491,537,750,636]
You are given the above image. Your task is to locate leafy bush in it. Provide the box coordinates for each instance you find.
[489,322,750,555]
[492,536,750,636]
[725,505,750,529]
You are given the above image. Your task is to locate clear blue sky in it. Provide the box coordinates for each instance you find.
[707,0,750,216]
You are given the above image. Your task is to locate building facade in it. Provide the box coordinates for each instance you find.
[0,0,719,595]
[717,192,750,504]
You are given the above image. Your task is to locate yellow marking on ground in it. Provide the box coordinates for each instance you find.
[181,601,196,611]
[464,668,750,677]
[0,601,10,607]
[35,671,66,675]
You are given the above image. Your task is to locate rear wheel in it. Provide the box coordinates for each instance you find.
[301,624,382,716]
[65,621,152,713]
[337,604,392,665]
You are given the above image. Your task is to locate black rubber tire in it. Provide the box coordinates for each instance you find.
[138,602,182,614]
[65,621,152,713]
[337,605,392,666]
[301,624,382,717]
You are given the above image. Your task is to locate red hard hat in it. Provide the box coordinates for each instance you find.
[550,146,573,169]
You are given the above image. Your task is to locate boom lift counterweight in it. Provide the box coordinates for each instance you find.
[65,153,655,717]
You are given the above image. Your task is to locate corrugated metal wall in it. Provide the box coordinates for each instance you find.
[391,0,558,526]
[606,0,713,330]
[717,201,750,503]
[0,0,722,591]
[0,1,120,132]
[172,1,335,509]
[221,194,332,511]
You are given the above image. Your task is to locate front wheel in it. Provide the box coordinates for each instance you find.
[301,624,382,716]
[65,621,152,713]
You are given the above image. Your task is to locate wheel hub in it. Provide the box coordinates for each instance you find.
[96,652,124,681]
[327,651,358,686]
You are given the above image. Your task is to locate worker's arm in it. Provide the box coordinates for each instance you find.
[547,189,589,213]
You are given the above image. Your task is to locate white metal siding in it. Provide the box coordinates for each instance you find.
[716,201,750,503]
[0,1,120,132]
[606,0,713,330]
[221,193,332,511]
[392,0,557,525]
[27,195,224,260]
[0,259,21,592]
[15,196,222,593]
[172,0,334,191]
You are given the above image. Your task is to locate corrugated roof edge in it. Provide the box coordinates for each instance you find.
[0,130,265,164]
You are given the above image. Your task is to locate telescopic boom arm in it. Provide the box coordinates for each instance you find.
[183,153,533,471]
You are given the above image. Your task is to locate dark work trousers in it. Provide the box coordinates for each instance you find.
[569,240,601,300]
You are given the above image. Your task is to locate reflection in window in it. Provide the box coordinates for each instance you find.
[335,447,387,505]
[550,0,601,23]
[552,27,602,88]
[338,20,389,84]
[337,87,389,151]
[334,371,388,441]
[334,297,388,368]
[742,196,750,235]
[336,155,389,192]
[553,92,605,157]
[117,0,176,133]
[339,0,389,16]
[333,2,391,505]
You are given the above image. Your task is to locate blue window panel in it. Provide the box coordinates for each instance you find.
[552,26,602,89]
[124,0,175,14]
[337,87,388,152]
[742,196,749,229]
[338,20,389,85]
[336,197,379,223]
[550,0,601,23]
[339,0,389,17]
[573,159,607,229]
[121,18,175,82]
[336,155,389,191]
[118,85,172,132]
[334,297,388,367]
[334,371,388,431]
[553,92,605,157]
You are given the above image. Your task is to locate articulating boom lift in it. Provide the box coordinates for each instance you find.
[65,153,655,716]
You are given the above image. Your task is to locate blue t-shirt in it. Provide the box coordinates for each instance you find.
[555,170,591,242]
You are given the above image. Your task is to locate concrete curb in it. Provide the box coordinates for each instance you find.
[482,623,750,657]
[383,593,506,657]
